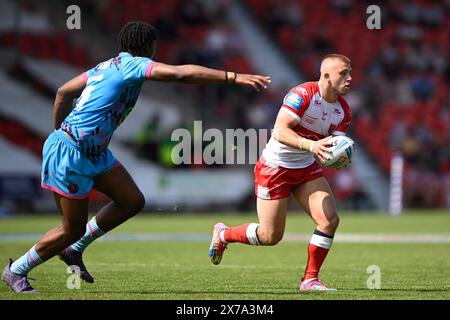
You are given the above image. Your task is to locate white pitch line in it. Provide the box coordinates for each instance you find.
[286,234,450,243]
[1,233,450,243]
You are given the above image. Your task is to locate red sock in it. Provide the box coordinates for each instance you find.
[223,223,250,244]
[303,244,330,280]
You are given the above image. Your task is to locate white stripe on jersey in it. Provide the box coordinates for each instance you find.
[280,107,301,122]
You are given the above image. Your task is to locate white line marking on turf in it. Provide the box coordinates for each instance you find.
[1,233,450,243]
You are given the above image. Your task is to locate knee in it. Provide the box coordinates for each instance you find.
[258,229,283,246]
[318,214,340,234]
[127,191,145,214]
[330,214,340,230]
[134,192,146,213]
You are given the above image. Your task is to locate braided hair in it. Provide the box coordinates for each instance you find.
[117,21,158,58]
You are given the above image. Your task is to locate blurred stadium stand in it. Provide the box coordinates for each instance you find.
[0,0,448,213]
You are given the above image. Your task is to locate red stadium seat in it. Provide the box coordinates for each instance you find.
[19,33,34,55]
[37,35,52,59]
[1,32,15,46]
[72,47,88,68]
[55,32,71,63]
[277,27,297,52]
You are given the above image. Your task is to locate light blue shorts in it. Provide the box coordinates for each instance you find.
[41,129,120,199]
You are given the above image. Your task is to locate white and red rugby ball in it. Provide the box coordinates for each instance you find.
[323,135,355,168]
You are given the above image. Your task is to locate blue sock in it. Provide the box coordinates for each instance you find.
[10,245,44,276]
[70,217,105,253]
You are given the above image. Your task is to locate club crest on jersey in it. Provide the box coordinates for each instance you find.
[334,108,341,115]
[68,183,79,194]
[283,93,303,110]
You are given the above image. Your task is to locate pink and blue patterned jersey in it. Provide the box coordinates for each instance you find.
[61,52,154,159]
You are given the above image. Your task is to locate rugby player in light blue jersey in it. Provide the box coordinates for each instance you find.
[2,21,271,292]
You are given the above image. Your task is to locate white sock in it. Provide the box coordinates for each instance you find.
[219,230,227,243]
[246,223,261,245]
[70,217,105,253]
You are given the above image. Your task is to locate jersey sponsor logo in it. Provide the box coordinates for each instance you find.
[294,125,323,141]
[283,93,303,110]
[305,115,317,125]
[295,87,308,95]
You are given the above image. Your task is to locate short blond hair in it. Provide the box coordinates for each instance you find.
[320,54,351,76]
[321,54,351,64]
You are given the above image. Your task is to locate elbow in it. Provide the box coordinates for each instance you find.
[174,73,186,82]
[56,85,79,100]
[56,86,67,98]
[174,67,189,81]
[174,65,198,82]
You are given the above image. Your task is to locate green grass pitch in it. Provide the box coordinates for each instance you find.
[1,211,449,300]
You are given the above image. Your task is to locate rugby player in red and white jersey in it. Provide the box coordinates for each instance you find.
[209,54,353,291]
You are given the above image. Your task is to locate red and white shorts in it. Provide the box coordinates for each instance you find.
[254,156,323,200]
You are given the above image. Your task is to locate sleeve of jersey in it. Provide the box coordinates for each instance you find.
[280,90,308,122]
[333,104,352,135]
[82,68,94,84]
[123,57,155,83]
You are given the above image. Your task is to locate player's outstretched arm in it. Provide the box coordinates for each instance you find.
[53,74,86,130]
[148,62,271,92]
[272,110,332,163]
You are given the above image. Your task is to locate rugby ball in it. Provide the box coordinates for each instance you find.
[323,135,355,169]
